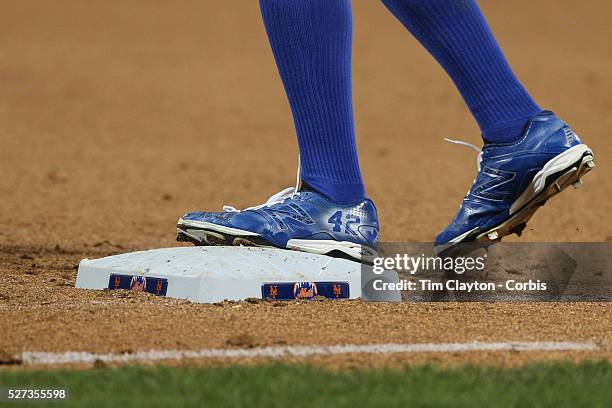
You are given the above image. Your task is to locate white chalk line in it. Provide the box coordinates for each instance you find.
[21,342,598,365]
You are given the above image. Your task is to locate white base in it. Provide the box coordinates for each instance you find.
[75,246,400,303]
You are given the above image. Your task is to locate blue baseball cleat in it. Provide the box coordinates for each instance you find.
[177,185,379,263]
[436,111,595,255]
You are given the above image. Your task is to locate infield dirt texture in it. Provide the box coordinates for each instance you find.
[1,0,610,369]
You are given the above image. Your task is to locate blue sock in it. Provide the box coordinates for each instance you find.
[381,0,541,144]
[259,0,365,205]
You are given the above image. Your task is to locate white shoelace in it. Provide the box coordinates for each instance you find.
[222,139,483,213]
[443,138,484,203]
[222,140,483,213]
[222,156,302,213]
[443,137,483,171]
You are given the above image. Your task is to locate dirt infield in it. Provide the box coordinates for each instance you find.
[1,0,610,368]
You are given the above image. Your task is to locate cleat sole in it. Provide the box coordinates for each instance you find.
[176,224,372,263]
[475,148,594,245]
[437,145,595,257]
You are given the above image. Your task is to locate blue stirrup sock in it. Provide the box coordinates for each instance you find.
[259,0,365,205]
[381,0,541,144]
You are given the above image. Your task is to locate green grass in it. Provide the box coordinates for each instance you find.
[1,361,610,407]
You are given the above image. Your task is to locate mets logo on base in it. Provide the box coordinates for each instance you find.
[130,275,147,292]
[108,274,168,296]
[261,281,348,300]
[293,282,318,299]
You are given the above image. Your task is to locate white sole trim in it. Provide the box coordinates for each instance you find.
[448,227,479,244]
[178,219,260,236]
[286,239,377,262]
[510,144,591,215]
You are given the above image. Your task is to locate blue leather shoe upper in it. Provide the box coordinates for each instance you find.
[182,191,379,250]
[436,111,582,245]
